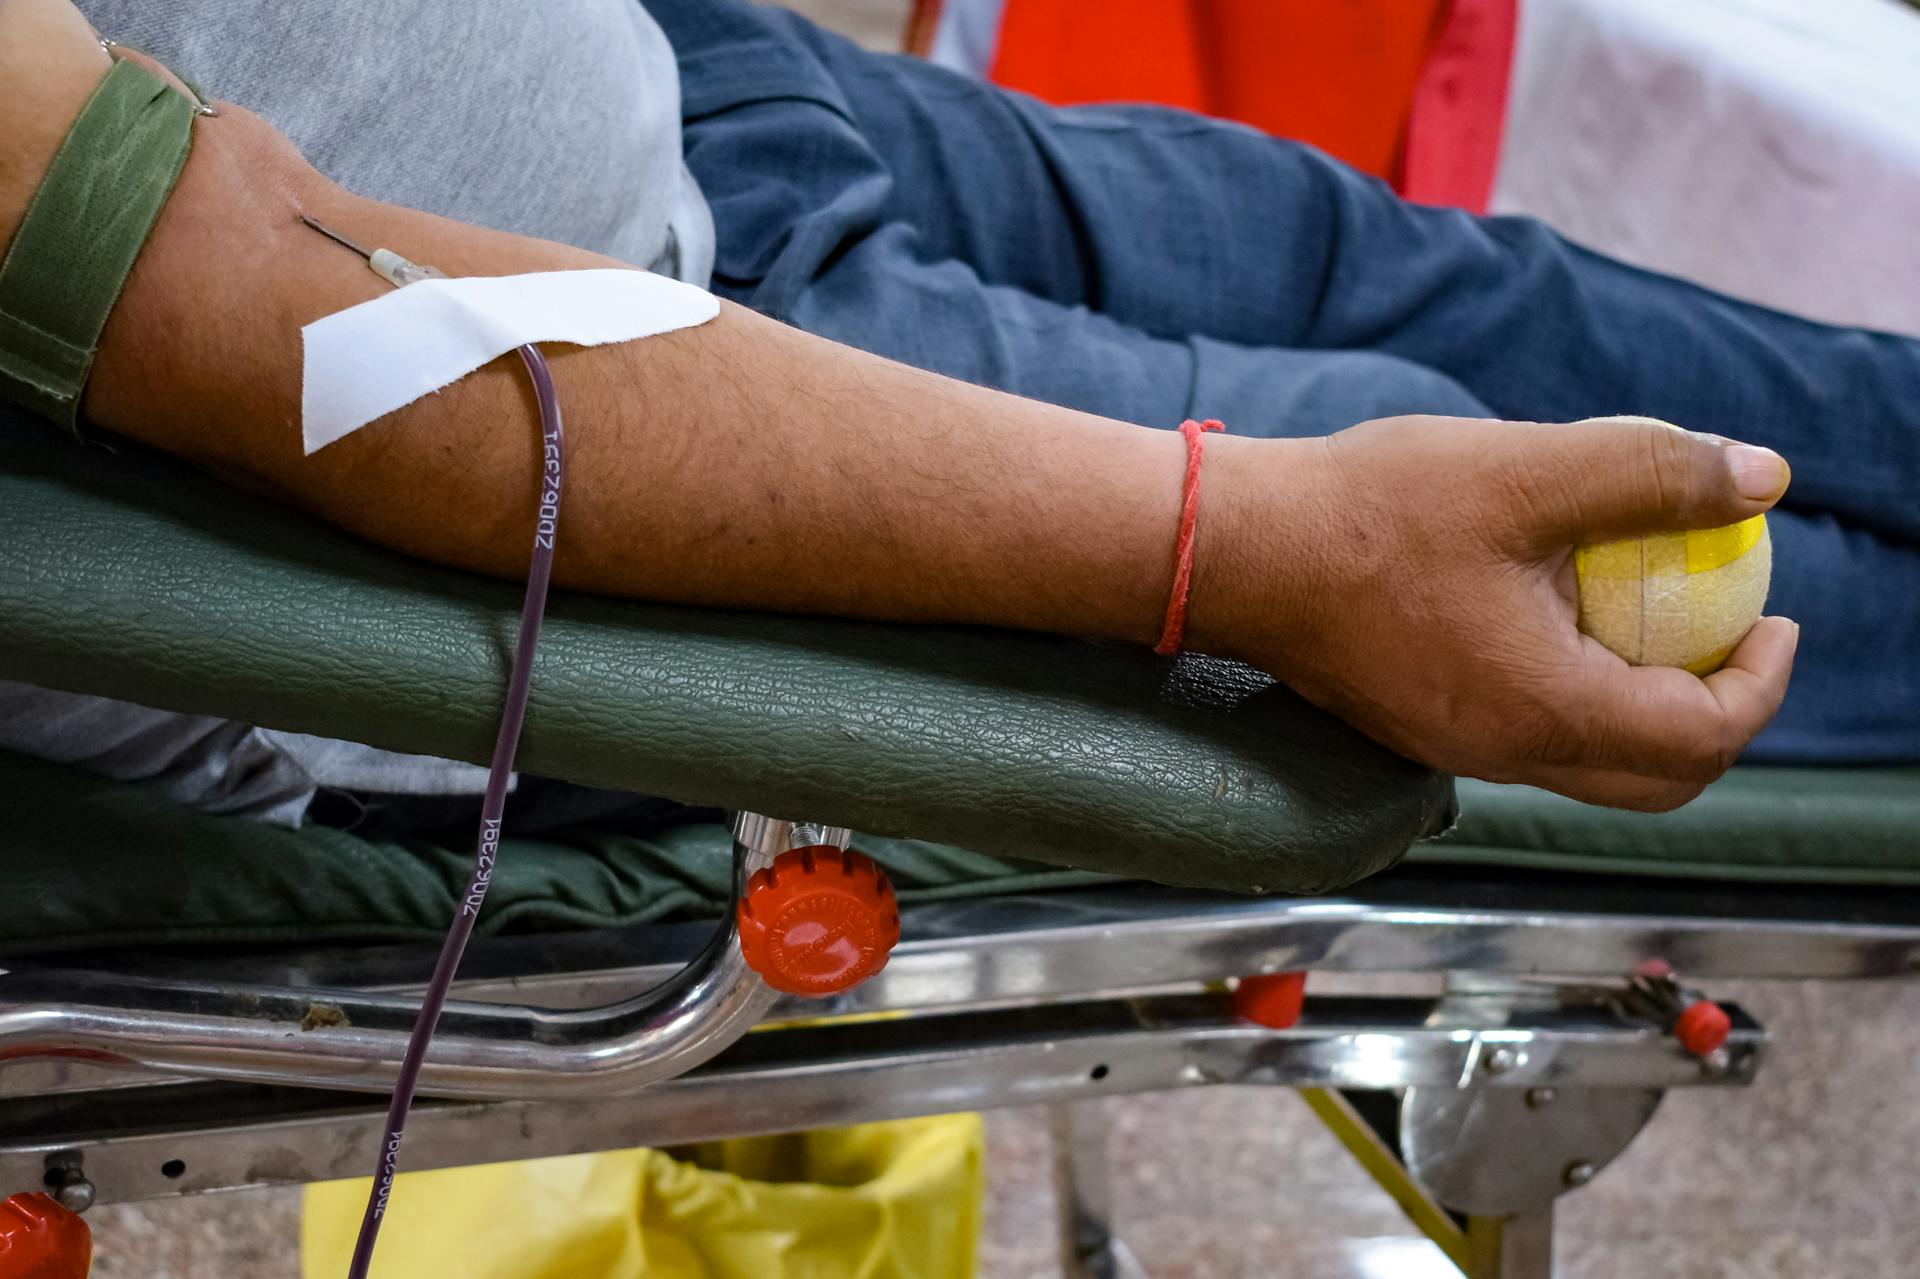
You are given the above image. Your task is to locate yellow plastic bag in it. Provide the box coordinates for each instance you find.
[301,1115,983,1279]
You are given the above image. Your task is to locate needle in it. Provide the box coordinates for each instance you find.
[300,213,375,261]
[297,214,446,287]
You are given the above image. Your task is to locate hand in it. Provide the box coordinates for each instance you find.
[1192,415,1797,810]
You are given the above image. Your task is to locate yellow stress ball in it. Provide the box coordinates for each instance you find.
[1575,515,1771,675]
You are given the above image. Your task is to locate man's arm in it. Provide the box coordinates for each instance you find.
[0,0,1798,811]
[92,113,1199,645]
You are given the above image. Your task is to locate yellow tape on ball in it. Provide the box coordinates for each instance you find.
[1571,419,1772,676]
[1575,515,1769,674]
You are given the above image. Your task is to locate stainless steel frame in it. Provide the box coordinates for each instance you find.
[1,987,1765,1205]
[4,859,1917,1278]
[5,869,1915,1101]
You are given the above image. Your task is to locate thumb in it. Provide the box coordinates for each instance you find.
[1513,415,1789,544]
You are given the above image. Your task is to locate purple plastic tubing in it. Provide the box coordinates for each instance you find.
[345,342,564,1279]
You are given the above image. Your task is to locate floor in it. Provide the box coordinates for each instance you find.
[62,2,1920,1276]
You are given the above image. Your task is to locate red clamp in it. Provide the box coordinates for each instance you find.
[0,1194,91,1279]
[737,846,900,997]
[1672,1000,1733,1058]
[1627,960,1731,1058]
[1232,972,1307,1029]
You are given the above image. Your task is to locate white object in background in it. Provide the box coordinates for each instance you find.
[1492,0,1920,338]
[927,0,1007,76]
[300,268,719,454]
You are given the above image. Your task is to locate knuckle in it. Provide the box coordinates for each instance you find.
[1642,423,1709,518]
[1487,442,1574,536]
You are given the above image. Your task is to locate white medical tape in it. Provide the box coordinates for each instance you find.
[300,268,719,454]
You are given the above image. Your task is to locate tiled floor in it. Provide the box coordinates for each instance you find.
[56,2,1920,1276]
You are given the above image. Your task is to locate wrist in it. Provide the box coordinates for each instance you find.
[1178,434,1330,666]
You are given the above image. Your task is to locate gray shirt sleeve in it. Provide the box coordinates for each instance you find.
[0,682,316,826]
[16,0,712,822]
[70,0,713,282]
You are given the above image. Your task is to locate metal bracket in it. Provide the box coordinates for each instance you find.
[1399,982,1669,1218]
[1291,972,1754,1278]
[1401,1081,1662,1218]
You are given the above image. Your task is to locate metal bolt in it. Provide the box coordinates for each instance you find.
[45,1167,95,1214]
[1483,1046,1520,1076]
[1525,1087,1556,1109]
[1698,1047,1733,1078]
[1563,1160,1597,1189]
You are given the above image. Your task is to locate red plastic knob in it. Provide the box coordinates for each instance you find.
[0,1194,91,1279]
[1673,1000,1732,1057]
[1233,972,1307,1029]
[737,846,900,997]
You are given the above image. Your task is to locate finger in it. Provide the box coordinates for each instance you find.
[1507,415,1790,546]
[1518,762,1706,812]
[1698,611,1800,739]
[1548,616,1799,779]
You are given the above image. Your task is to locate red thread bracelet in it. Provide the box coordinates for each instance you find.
[1154,418,1225,656]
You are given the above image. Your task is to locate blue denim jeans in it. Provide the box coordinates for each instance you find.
[653,0,1920,762]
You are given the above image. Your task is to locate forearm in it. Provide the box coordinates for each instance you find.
[54,97,1236,648]
[0,0,1287,651]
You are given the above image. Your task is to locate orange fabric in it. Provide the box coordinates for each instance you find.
[987,0,1449,179]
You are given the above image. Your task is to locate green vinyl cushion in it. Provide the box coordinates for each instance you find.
[1421,768,1920,885]
[0,419,1452,895]
[0,750,1106,957]
[4,751,1918,960]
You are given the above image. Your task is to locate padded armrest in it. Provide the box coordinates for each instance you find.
[0,420,1454,893]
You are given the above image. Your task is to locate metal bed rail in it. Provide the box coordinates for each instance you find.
[10,850,1915,1273]
[3,861,1918,1103]
[1,989,1765,1205]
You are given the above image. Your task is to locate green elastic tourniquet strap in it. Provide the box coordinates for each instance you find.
[0,58,194,436]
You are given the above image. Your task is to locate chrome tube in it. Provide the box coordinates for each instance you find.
[0,815,842,1101]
